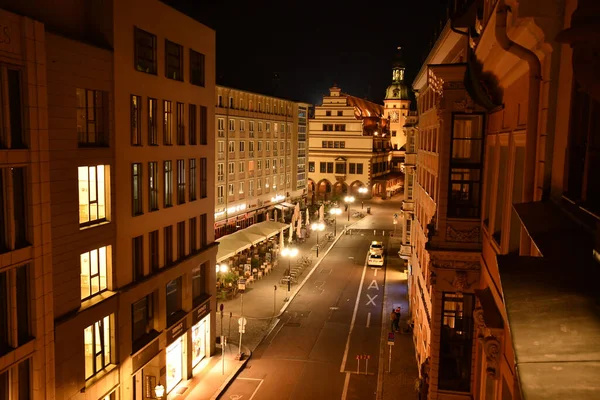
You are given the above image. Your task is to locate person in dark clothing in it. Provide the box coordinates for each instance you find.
[394,307,402,331]
[390,309,399,332]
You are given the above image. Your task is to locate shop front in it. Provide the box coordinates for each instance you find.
[131,338,162,400]
[191,301,211,369]
[166,320,187,394]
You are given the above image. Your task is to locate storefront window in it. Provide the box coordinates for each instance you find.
[192,320,207,367]
[166,336,184,393]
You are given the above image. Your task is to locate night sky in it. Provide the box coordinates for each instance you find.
[164,0,449,106]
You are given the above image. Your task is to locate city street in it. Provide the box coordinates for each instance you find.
[219,197,415,400]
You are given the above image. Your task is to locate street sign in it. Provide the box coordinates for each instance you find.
[393,213,398,218]
[238,317,247,327]
[387,332,395,345]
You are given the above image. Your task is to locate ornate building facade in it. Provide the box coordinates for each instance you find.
[408,0,600,399]
[307,85,402,202]
[213,86,309,238]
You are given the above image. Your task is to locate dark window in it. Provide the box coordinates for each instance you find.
[326,111,331,116]
[17,358,30,400]
[132,235,143,281]
[319,162,326,173]
[164,161,173,207]
[132,163,143,215]
[334,124,346,131]
[7,69,24,149]
[177,221,186,260]
[165,40,183,81]
[0,271,9,355]
[200,158,208,198]
[335,163,346,174]
[327,162,333,173]
[189,217,197,253]
[12,168,27,248]
[0,171,6,252]
[190,50,205,87]
[337,110,343,116]
[349,163,356,174]
[192,263,207,307]
[177,160,185,204]
[16,265,29,346]
[564,80,600,215]
[163,100,172,145]
[149,230,159,273]
[166,277,182,327]
[132,294,154,352]
[131,95,142,145]
[309,162,315,172]
[188,104,197,145]
[448,114,484,218]
[357,163,363,174]
[77,88,107,146]
[0,369,7,399]
[148,98,158,145]
[189,158,197,201]
[176,102,185,145]
[200,213,207,247]
[134,27,157,74]
[148,162,159,211]
[199,106,208,145]
[323,124,333,131]
[438,293,475,392]
[164,225,173,266]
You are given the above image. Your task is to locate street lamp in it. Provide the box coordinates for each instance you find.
[154,383,165,400]
[344,196,355,221]
[281,247,298,302]
[358,187,368,209]
[311,223,325,257]
[330,207,342,236]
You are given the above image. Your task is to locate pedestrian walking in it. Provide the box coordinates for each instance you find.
[390,309,399,332]
[394,307,402,332]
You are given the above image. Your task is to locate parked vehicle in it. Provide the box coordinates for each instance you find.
[367,253,384,267]
[369,241,384,255]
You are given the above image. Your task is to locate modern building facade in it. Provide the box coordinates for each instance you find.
[407,1,599,400]
[213,86,309,239]
[399,110,418,260]
[0,9,56,400]
[0,1,218,399]
[307,85,402,202]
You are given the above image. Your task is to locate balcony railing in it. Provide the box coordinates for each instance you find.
[238,172,245,180]
[229,151,236,159]
[249,151,254,158]
[217,152,225,160]
[239,151,245,159]
[239,131,246,138]
[228,173,235,180]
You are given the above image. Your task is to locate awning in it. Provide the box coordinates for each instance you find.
[281,202,295,208]
[216,221,288,262]
[274,205,285,211]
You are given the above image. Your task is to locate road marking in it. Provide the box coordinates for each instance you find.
[366,312,371,328]
[340,253,369,373]
[248,379,264,400]
[341,372,351,400]
[372,268,378,277]
[366,294,378,306]
[367,279,379,290]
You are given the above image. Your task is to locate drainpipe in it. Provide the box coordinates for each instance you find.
[495,0,541,256]
[495,0,541,204]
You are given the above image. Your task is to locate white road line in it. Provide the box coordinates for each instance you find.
[340,253,369,373]
[341,372,351,400]
[366,312,371,328]
[248,378,264,400]
[372,268,378,277]
[238,378,263,381]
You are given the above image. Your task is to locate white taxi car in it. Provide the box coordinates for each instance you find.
[368,253,384,267]
[369,241,384,255]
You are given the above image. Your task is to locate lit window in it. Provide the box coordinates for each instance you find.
[78,165,108,227]
[84,315,112,380]
[80,246,109,300]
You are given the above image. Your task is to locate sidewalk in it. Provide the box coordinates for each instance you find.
[379,235,419,400]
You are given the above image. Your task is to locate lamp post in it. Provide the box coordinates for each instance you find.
[281,247,298,302]
[311,223,324,257]
[358,187,368,209]
[154,383,165,400]
[330,207,342,236]
[215,264,228,313]
[344,196,355,221]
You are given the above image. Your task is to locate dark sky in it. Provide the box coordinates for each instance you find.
[164,0,449,105]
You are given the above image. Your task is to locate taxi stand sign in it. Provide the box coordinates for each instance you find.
[388,332,395,345]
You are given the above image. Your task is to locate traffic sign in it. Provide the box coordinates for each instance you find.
[238,317,247,327]
[393,213,398,218]
[387,332,395,345]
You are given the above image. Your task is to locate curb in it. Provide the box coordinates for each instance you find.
[211,345,252,400]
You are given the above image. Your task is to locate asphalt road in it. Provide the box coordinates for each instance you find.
[221,198,402,400]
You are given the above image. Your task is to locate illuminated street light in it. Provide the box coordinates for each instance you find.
[154,383,165,400]
[358,187,368,209]
[281,247,298,302]
[311,223,325,257]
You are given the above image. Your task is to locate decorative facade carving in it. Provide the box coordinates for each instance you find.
[450,270,473,291]
[482,336,501,380]
[431,259,480,270]
[446,224,481,243]
[453,95,475,113]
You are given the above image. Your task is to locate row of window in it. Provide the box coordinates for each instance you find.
[217,95,291,116]
[322,124,346,131]
[216,174,290,203]
[321,141,346,149]
[134,27,205,86]
[131,96,208,147]
[325,110,344,117]
[217,158,288,177]
[219,140,290,153]
[217,118,291,135]
[311,162,364,175]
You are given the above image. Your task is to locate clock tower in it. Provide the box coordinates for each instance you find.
[384,47,411,151]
